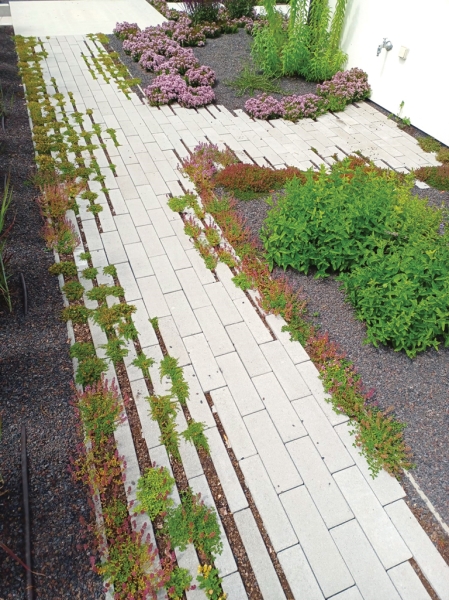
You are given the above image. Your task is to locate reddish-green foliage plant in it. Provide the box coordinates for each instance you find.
[214,163,305,199]
[414,164,449,191]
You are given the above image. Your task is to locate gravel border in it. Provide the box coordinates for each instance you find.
[0,26,103,599]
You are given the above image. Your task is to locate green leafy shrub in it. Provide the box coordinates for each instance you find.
[417,136,441,153]
[92,303,136,335]
[182,421,210,454]
[103,264,117,278]
[49,261,77,277]
[262,161,403,275]
[226,0,255,18]
[436,147,449,164]
[80,251,91,261]
[204,226,221,247]
[61,305,91,324]
[168,195,189,213]
[214,163,304,199]
[62,280,84,301]
[414,164,449,190]
[339,234,449,357]
[166,567,193,600]
[101,337,129,365]
[232,272,252,291]
[136,465,175,519]
[165,490,222,560]
[76,356,108,387]
[132,352,155,380]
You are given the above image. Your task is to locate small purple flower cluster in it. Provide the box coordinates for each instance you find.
[113,21,140,40]
[245,68,371,122]
[316,68,371,104]
[185,65,216,87]
[144,74,215,108]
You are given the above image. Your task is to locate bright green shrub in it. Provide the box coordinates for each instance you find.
[340,234,449,357]
[436,147,449,164]
[136,466,175,519]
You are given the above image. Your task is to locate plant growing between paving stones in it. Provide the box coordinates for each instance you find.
[182,420,210,454]
[197,564,227,600]
[149,394,181,460]
[132,352,155,380]
[176,142,413,476]
[136,465,175,520]
[160,355,190,405]
[166,566,194,600]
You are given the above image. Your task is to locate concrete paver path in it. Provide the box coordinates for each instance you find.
[12,15,448,599]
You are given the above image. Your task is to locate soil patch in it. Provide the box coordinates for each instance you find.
[0,26,103,599]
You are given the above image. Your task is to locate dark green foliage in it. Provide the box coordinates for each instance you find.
[148,395,180,460]
[70,342,96,360]
[61,305,91,324]
[225,63,283,97]
[132,352,155,380]
[82,267,99,280]
[226,0,255,18]
[165,490,223,560]
[160,355,189,405]
[76,356,108,386]
[62,280,85,301]
[136,466,175,519]
[49,260,77,277]
[101,337,129,365]
[87,284,124,303]
[182,421,210,454]
[103,264,117,278]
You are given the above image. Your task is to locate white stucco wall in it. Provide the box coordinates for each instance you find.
[339,0,449,145]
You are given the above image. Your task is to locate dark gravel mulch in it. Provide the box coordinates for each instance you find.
[234,184,449,531]
[108,27,317,112]
[0,27,103,599]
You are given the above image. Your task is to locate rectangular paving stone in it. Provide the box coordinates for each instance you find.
[388,562,432,600]
[101,230,128,264]
[293,396,354,474]
[115,262,141,302]
[97,201,116,233]
[233,297,273,345]
[207,427,248,513]
[183,365,216,429]
[125,242,153,279]
[233,508,285,598]
[176,409,203,480]
[194,305,234,357]
[150,254,181,294]
[183,333,225,392]
[260,340,310,400]
[385,500,449,600]
[158,316,190,366]
[296,360,349,426]
[204,282,243,326]
[226,322,271,377]
[216,353,264,416]
[334,466,411,569]
[116,174,139,200]
[143,344,171,396]
[252,372,306,443]
[281,486,354,598]
[331,520,401,600]
[239,455,298,552]
[137,224,165,258]
[185,248,216,285]
[126,197,151,226]
[215,261,245,300]
[189,474,237,577]
[175,268,210,310]
[114,214,140,245]
[335,422,406,506]
[221,572,248,599]
[287,436,353,528]
[165,290,201,337]
[137,275,170,318]
[81,219,103,251]
[136,184,160,211]
[147,207,175,238]
[160,236,191,271]
[170,218,195,251]
[130,378,161,450]
[210,387,256,460]
[330,588,363,600]
[277,544,325,600]
[130,299,158,348]
[244,410,302,493]
[265,313,309,364]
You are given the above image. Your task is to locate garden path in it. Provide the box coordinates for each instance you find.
[21,29,448,600]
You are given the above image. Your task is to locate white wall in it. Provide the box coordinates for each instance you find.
[339,0,449,145]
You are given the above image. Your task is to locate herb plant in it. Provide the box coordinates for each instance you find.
[136,465,175,519]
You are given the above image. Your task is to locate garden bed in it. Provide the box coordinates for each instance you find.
[0,26,103,599]
[107,27,318,113]
[227,180,449,527]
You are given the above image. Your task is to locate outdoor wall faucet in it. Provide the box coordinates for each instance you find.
[377,38,393,56]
